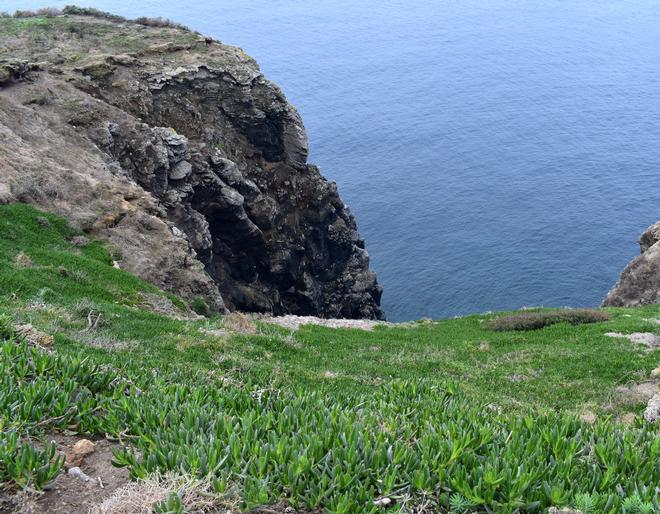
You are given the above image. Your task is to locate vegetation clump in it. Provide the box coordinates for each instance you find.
[486,309,611,331]
[5,6,191,32]
[61,5,126,22]
[132,16,191,31]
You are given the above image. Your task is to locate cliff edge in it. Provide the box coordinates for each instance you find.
[0,9,383,319]
[603,221,660,307]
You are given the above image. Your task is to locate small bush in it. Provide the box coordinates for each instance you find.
[167,294,188,313]
[133,16,190,31]
[61,6,125,22]
[190,298,210,317]
[13,8,61,18]
[485,309,611,331]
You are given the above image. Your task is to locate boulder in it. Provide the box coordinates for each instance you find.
[604,222,660,308]
[644,392,660,423]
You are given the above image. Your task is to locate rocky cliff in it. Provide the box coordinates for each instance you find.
[0,9,383,319]
[603,221,660,307]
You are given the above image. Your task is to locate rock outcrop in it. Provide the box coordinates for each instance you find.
[603,221,660,308]
[0,11,383,319]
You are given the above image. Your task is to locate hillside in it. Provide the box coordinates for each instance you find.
[0,8,382,319]
[0,203,658,513]
[0,8,659,514]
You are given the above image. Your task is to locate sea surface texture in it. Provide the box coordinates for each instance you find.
[6,0,660,321]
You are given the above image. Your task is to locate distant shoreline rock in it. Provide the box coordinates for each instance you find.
[603,221,660,308]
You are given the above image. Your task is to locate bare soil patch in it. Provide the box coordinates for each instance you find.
[32,435,130,514]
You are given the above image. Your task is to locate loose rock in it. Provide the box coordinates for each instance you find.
[14,324,54,347]
[65,439,96,468]
[67,466,92,483]
[604,332,660,349]
[644,392,660,423]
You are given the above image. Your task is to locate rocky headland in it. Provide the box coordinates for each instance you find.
[604,221,660,308]
[0,9,383,319]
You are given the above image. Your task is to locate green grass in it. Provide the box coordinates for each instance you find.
[0,203,658,512]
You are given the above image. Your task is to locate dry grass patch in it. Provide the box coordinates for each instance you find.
[223,312,257,334]
[91,472,224,514]
[14,251,32,268]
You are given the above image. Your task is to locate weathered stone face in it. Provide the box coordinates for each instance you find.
[603,222,660,308]
[0,13,383,319]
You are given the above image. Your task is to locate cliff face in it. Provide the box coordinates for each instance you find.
[0,12,383,319]
[603,221,660,307]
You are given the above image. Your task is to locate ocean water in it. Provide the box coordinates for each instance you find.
[5,1,660,321]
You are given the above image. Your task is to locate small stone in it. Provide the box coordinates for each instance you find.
[14,324,54,347]
[548,508,582,514]
[73,439,96,456]
[169,160,192,180]
[644,392,660,423]
[171,226,185,238]
[65,439,96,468]
[651,366,660,378]
[67,466,91,482]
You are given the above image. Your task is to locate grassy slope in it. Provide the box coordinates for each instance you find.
[0,204,659,513]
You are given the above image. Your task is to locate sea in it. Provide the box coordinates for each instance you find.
[5,0,660,321]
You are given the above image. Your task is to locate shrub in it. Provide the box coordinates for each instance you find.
[132,16,190,31]
[485,309,611,331]
[190,297,210,317]
[12,8,61,18]
[61,6,125,22]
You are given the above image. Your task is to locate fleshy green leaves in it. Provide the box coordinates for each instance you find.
[1,336,658,511]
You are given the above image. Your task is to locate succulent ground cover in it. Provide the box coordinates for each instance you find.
[0,204,659,512]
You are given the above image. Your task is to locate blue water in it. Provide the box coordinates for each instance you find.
[6,1,660,321]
